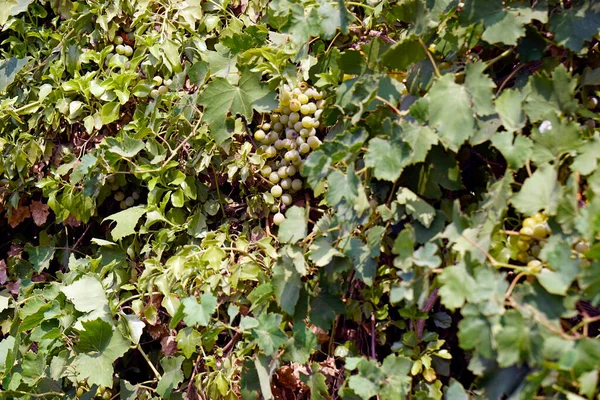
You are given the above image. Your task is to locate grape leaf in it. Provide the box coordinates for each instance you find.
[0,56,28,91]
[60,275,111,325]
[181,293,217,327]
[251,312,288,355]
[273,247,303,315]
[308,237,343,266]
[381,39,427,71]
[103,206,147,241]
[490,131,532,170]
[278,206,307,243]
[549,0,600,53]
[464,62,496,116]
[364,137,409,182]
[438,262,476,310]
[156,356,184,398]
[428,74,475,151]
[537,237,580,296]
[511,164,562,216]
[396,188,436,228]
[523,65,578,122]
[74,319,130,388]
[495,88,526,133]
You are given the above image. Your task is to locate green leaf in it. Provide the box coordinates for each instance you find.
[74,319,130,388]
[25,244,54,273]
[464,62,496,116]
[412,243,441,269]
[490,131,533,170]
[349,375,379,400]
[278,206,307,243]
[273,249,303,315]
[61,275,111,324]
[445,379,469,400]
[0,57,28,92]
[251,312,288,355]
[438,262,476,310]
[495,310,530,367]
[326,169,358,206]
[364,138,409,182]
[401,121,438,165]
[176,327,201,358]
[428,74,475,151]
[530,114,583,164]
[396,188,436,228]
[537,236,581,296]
[381,39,427,71]
[100,102,120,125]
[105,135,145,158]
[308,237,343,267]
[309,293,345,330]
[181,293,217,327]
[549,1,600,53]
[571,139,600,175]
[495,89,526,133]
[188,61,209,85]
[156,356,184,398]
[523,65,578,122]
[511,164,562,216]
[123,314,145,345]
[103,206,146,241]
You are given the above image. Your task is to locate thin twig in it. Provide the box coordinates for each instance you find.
[137,345,162,380]
[418,38,441,79]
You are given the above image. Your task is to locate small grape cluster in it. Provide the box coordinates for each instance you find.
[149,75,172,99]
[76,383,112,399]
[251,82,325,225]
[514,212,551,272]
[106,175,140,209]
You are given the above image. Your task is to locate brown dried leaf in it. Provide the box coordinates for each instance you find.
[147,324,169,340]
[7,204,31,228]
[310,324,330,344]
[8,245,22,258]
[63,214,81,227]
[7,279,21,295]
[30,201,50,226]
[0,260,7,284]
[161,334,177,356]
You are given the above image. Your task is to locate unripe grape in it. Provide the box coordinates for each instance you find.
[123,45,133,57]
[305,88,316,98]
[152,76,163,86]
[316,99,325,108]
[106,174,115,183]
[300,104,311,114]
[261,166,272,176]
[527,260,543,274]
[120,200,127,209]
[297,93,309,104]
[264,146,277,158]
[102,391,111,400]
[292,88,302,96]
[110,182,120,191]
[271,185,283,198]
[280,178,291,190]
[308,102,318,114]
[277,167,288,179]
[287,121,295,129]
[273,212,285,225]
[516,252,528,263]
[289,99,301,112]
[530,244,541,257]
[294,121,304,132]
[254,130,266,141]
[298,81,309,90]
[282,106,291,115]
[575,241,590,254]
[281,90,291,103]
[285,129,297,140]
[519,226,534,240]
[262,122,271,131]
[279,115,289,125]
[274,140,285,150]
[299,143,311,154]
[266,132,279,143]
[532,212,545,223]
[131,191,140,200]
[516,240,530,252]
[313,91,323,100]
[125,196,135,207]
[164,79,173,87]
[285,150,299,162]
[312,120,320,128]
[286,165,297,176]
[289,112,300,124]
[308,128,317,136]
[271,205,280,213]
[302,116,313,129]
[269,172,280,183]
[281,193,292,205]
[273,122,284,132]
[587,97,598,110]
[307,136,321,150]
[532,224,547,238]
[114,191,125,201]
[150,89,159,99]
[157,85,168,95]
[114,36,124,45]
[283,139,294,149]
[299,128,310,138]
[271,114,280,122]
[314,109,323,119]
[522,218,535,228]
[116,44,125,54]
[291,179,303,191]
[279,159,289,167]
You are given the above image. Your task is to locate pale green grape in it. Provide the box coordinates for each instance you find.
[254,130,266,141]
[281,193,292,205]
[271,185,283,198]
[273,212,285,225]
[291,179,303,191]
[280,178,291,190]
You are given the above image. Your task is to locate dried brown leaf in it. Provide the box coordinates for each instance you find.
[0,260,6,284]
[161,334,177,356]
[7,204,31,228]
[30,201,50,226]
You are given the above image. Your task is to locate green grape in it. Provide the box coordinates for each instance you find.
[288,112,300,124]
[279,115,289,125]
[314,109,323,119]
[271,114,280,122]
[123,45,133,56]
[300,104,311,114]
[120,200,127,209]
[281,90,291,103]
[531,212,545,223]
[273,212,285,225]
[264,146,277,158]
[301,116,313,129]
[114,191,125,202]
[281,193,292,205]
[519,226,534,240]
[297,93,309,104]
[587,97,598,110]
[299,128,310,138]
[150,89,159,99]
[313,91,323,100]
[280,178,291,190]
[102,391,111,400]
[527,260,543,274]
[157,85,168,95]
[308,128,317,136]
[125,197,135,207]
[296,137,305,146]
[575,241,590,254]
[273,122,284,133]
[274,140,285,150]
[532,224,547,238]
[106,174,115,183]
[283,139,294,149]
[516,240,530,251]
[299,143,311,154]
[254,130,266,141]
[77,387,85,397]
[282,106,291,115]
[298,81,309,90]
[114,36,124,45]
[292,87,302,96]
[285,129,297,140]
[164,78,173,87]
[267,132,279,143]
[308,102,318,114]
[110,182,120,191]
[307,136,321,150]
[262,122,271,131]
[312,120,320,128]
[116,44,125,54]
[286,165,297,176]
[530,244,540,257]
[305,88,316,98]
[285,150,299,162]
[291,179,303,191]
[261,166,272,176]
[522,217,535,228]
[277,167,288,179]
[152,76,163,86]
[269,172,280,183]
[289,99,301,112]
[516,252,528,263]
[291,121,301,132]
[131,192,140,200]
[271,185,283,198]
[271,205,280,213]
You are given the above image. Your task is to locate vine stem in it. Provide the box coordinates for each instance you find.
[505,272,526,298]
[137,345,163,380]
[484,48,514,71]
[418,38,441,79]
[461,234,525,271]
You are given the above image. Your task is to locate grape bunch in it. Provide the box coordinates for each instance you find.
[513,212,552,272]
[106,175,140,209]
[251,82,326,225]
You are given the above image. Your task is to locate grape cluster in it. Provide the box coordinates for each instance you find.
[106,175,140,209]
[514,212,552,272]
[251,82,325,225]
[150,75,172,99]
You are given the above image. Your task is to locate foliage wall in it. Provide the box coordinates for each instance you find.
[1,0,600,399]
